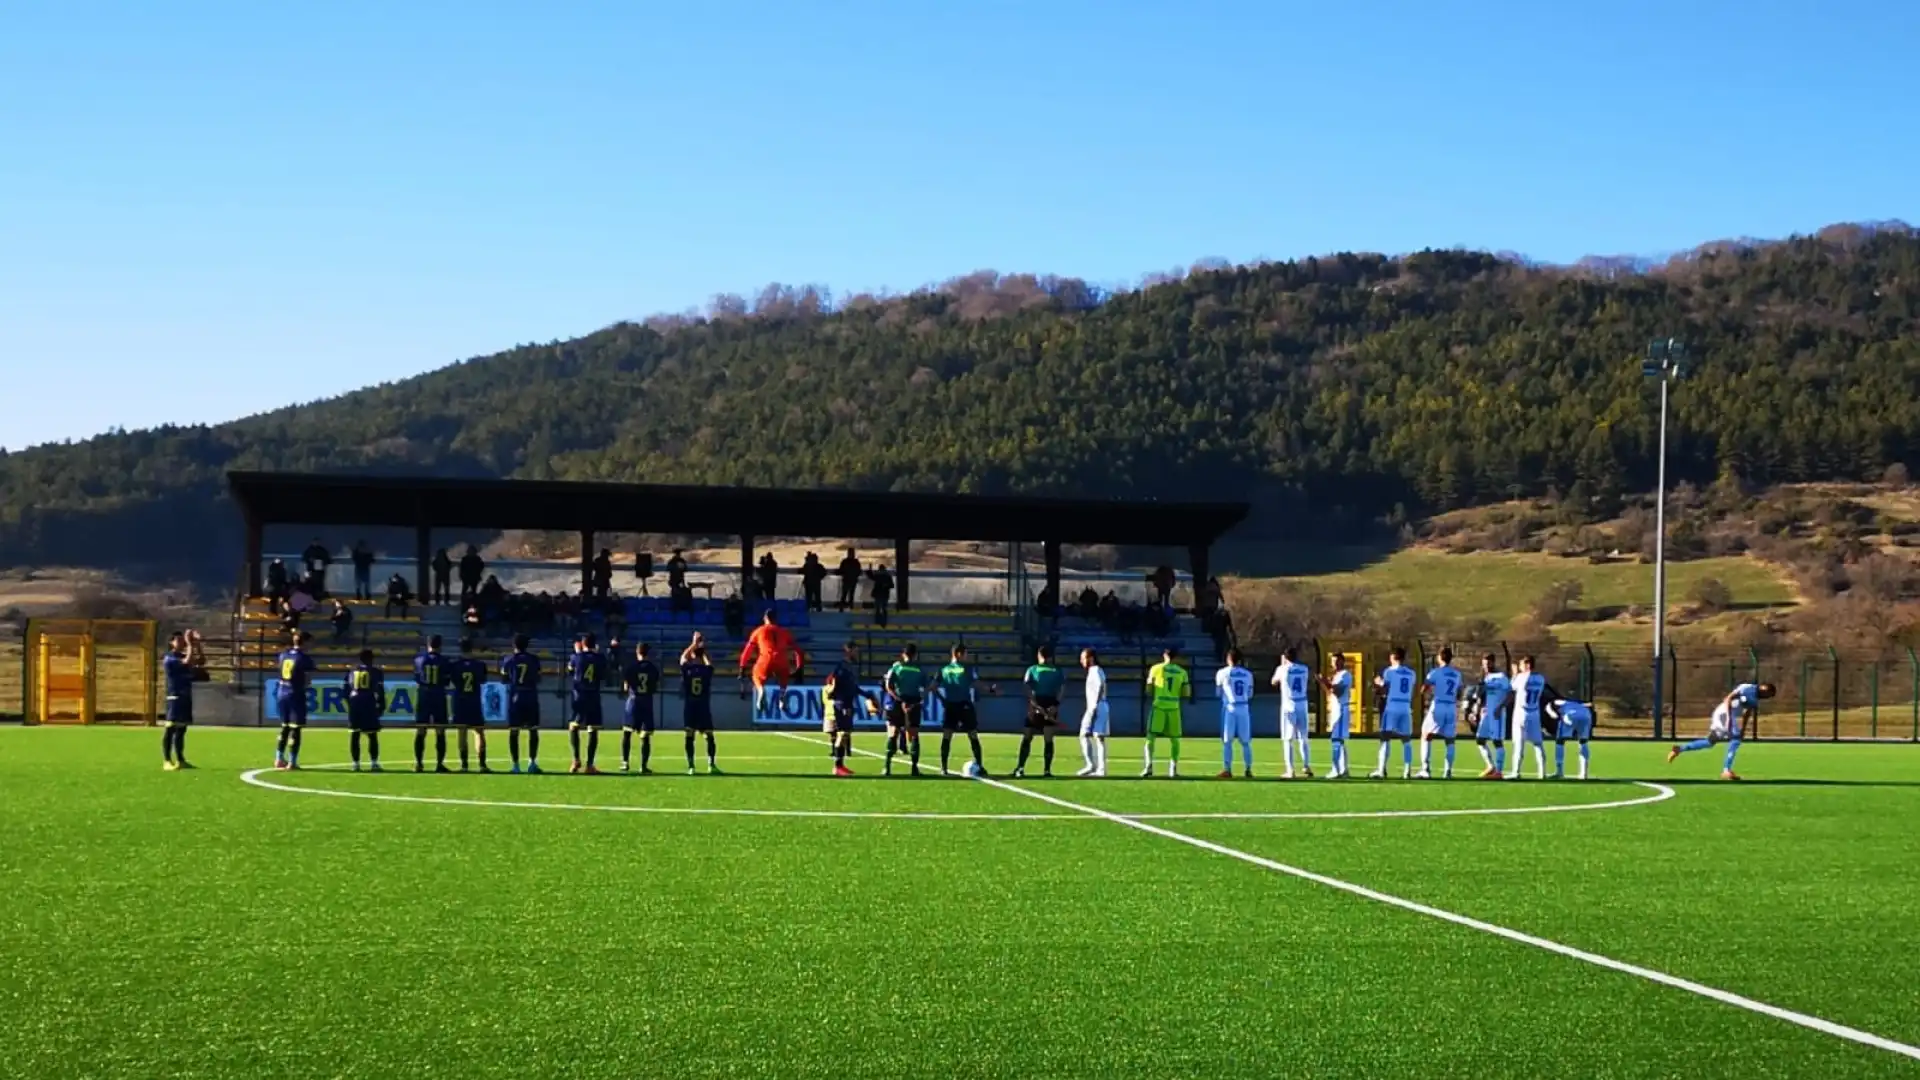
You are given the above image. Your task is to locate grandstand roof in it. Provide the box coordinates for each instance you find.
[226,472,1250,547]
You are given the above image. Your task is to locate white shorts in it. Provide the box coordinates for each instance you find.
[1220,704,1251,742]
[1708,704,1741,740]
[1512,711,1543,746]
[1329,708,1352,742]
[1281,703,1311,741]
[1422,704,1458,739]
[1380,705,1413,738]
[1080,702,1109,737]
[1474,707,1506,742]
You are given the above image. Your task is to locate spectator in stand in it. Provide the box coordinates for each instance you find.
[800,552,827,613]
[462,605,483,633]
[301,538,333,595]
[592,548,614,600]
[723,592,746,639]
[1149,565,1177,609]
[266,558,291,615]
[633,550,654,595]
[431,548,454,606]
[556,591,577,636]
[385,573,414,618]
[1034,583,1060,622]
[1116,602,1140,645]
[349,540,376,600]
[604,594,628,644]
[1098,590,1121,628]
[330,598,355,642]
[667,549,689,593]
[478,574,506,616]
[836,549,863,612]
[757,553,779,602]
[1076,585,1100,621]
[1146,600,1171,639]
[458,545,485,607]
[869,564,895,627]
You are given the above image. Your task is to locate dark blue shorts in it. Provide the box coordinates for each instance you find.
[348,702,382,733]
[164,695,193,725]
[277,691,308,726]
[683,701,713,731]
[453,698,484,728]
[570,694,604,728]
[623,697,655,732]
[417,692,449,726]
[508,696,540,729]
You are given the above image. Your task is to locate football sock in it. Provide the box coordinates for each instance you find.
[1239,736,1254,772]
[1222,739,1234,772]
[1443,741,1455,773]
[350,731,363,766]
[459,733,470,770]
[1042,738,1055,774]
[1168,736,1180,762]
[274,727,289,761]
[685,731,697,770]
[1296,736,1309,773]
[1678,737,1713,753]
[1375,741,1391,773]
[288,728,302,764]
[1554,742,1566,774]
[1081,734,1096,770]
[508,731,521,768]
[1143,737,1155,770]
[526,730,539,765]
[1477,742,1494,770]
[967,733,983,768]
[1016,734,1033,772]
[1530,744,1545,778]
[162,726,176,763]
[366,732,380,765]
[1723,739,1741,772]
[908,734,920,769]
[174,728,187,763]
[704,732,716,767]
[587,729,600,766]
[1402,740,1413,768]
[1420,740,1431,772]
[1095,738,1107,772]
[434,730,447,768]
[621,730,633,763]
[569,729,582,762]
[1331,738,1345,774]
[415,728,428,769]
[1578,741,1590,777]
[640,733,652,770]
[940,733,952,772]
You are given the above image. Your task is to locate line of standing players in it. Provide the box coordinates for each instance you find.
[266,630,721,774]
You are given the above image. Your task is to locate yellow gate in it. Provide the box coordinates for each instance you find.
[24,619,158,725]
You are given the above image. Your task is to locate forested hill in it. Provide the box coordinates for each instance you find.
[5,223,1920,575]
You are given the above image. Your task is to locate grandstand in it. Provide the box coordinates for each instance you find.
[224,472,1247,732]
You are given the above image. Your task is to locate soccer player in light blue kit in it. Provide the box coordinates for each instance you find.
[1473,654,1512,778]
[1417,647,1464,779]
[1668,682,1776,780]
[1507,656,1556,780]
[1550,697,1596,780]
[1270,646,1314,778]
[1319,654,1354,779]
[1215,649,1255,778]
[1370,647,1417,779]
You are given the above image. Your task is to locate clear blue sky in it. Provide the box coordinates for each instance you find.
[2,0,1913,451]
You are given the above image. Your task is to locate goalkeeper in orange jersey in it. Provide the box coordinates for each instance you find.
[738,607,807,715]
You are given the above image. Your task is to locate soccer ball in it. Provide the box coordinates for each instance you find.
[961,760,983,778]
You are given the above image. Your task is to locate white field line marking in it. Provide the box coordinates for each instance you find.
[240,761,1672,822]
[781,733,1920,1063]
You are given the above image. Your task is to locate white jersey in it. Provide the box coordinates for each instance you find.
[1379,665,1417,709]
[1326,669,1353,721]
[1425,665,1463,709]
[1083,666,1107,714]
[1514,673,1547,718]
[1271,661,1310,712]
[1215,665,1255,709]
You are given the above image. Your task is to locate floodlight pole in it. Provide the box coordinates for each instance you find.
[1645,338,1685,740]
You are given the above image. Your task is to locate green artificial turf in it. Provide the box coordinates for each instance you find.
[3,727,1918,1078]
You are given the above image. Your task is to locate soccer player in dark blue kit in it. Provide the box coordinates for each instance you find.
[273,630,317,770]
[413,634,454,773]
[501,634,543,774]
[345,647,387,772]
[453,637,491,772]
[568,633,608,774]
[825,642,882,777]
[680,644,720,775]
[620,641,662,773]
[160,631,203,770]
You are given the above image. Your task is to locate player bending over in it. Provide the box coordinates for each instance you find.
[501,634,543,774]
[1318,654,1354,779]
[1143,646,1190,778]
[1472,654,1511,779]
[1549,697,1596,780]
[1077,648,1109,777]
[1271,646,1314,778]
[1215,649,1255,778]
[1417,647,1464,779]
[272,631,317,770]
[1014,646,1066,779]
[1370,648,1417,779]
[620,642,662,773]
[1668,682,1775,781]
[680,645,721,774]
[453,638,490,772]
[882,644,928,777]
[345,648,387,772]
[567,633,608,774]
[1506,656,1556,781]
[937,645,987,776]
[413,635,453,773]
[824,642,880,777]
